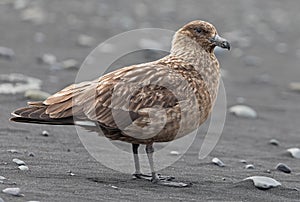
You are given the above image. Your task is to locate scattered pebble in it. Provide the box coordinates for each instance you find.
[0,46,15,60]
[229,105,257,119]
[13,158,25,166]
[0,176,6,180]
[212,157,225,167]
[287,148,300,159]
[170,151,180,156]
[21,6,46,25]
[14,0,28,10]
[269,139,279,146]
[28,152,35,157]
[7,149,21,154]
[37,54,57,65]
[276,163,291,174]
[243,176,281,190]
[18,165,29,171]
[77,35,95,47]
[41,130,49,137]
[60,59,79,69]
[111,185,118,190]
[24,89,50,101]
[239,159,247,164]
[67,170,75,176]
[2,187,23,196]
[245,164,255,169]
[98,43,116,53]
[265,169,271,174]
[0,74,42,94]
[242,55,262,67]
[289,82,300,93]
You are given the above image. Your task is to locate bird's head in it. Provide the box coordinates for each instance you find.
[172,20,230,53]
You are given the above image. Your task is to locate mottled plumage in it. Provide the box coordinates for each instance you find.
[11,20,230,186]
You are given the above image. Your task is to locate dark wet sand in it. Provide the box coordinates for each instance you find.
[0,1,300,201]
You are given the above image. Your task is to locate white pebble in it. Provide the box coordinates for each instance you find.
[38,54,57,65]
[0,176,6,180]
[42,130,49,136]
[243,176,281,190]
[0,46,15,60]
[7,149,21,154]
[60,59,79,69]
[229,105,257,119]
[289,82,300,92]
[13,158,25,166]
[111,185,118,190]
[18,165,29,171]
[170,151,180,156]
[269,139,279,146]
[239,159,247,164]
[212,157,225,167]
[77,35,95,47]
[287,148,300,159]
[245,164,255,169]
[2,187,22,196]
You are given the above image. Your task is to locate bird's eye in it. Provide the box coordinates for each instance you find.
[194,28,203,34]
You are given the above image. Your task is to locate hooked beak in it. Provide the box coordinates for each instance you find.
[210,34,231,50]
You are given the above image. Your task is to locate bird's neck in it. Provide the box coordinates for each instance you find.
[169,32,220,103]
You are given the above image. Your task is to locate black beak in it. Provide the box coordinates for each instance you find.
[210,34,230,50]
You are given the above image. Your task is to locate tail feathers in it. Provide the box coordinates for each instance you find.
[11,106,74,125]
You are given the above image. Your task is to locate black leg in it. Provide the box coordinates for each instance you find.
[145,144,191,187]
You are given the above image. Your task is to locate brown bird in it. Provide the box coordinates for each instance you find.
[11,20,230,187]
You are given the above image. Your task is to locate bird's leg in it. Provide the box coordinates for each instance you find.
[145,144,191,187]
[132,144,152,179]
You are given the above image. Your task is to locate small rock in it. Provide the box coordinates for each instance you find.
[21,6,45,25]
[245,164,255,169]
[24,89,50,101]
[60,59,79,69]
[0,46,15,60]
[67,170,75,176]
[243,176,281,190]
[229,105,257,119]
[242,55,262,67]
[269,139,279,146]
[41,130,49,137]
[18,165,29,171]
[0,176,6,180]
[14,0,28,10]
[98,43,116,53]
[276,163,291,174]
[289,82,300,93]
[28,152,35,157]
[111,185,118,190]
[2,187,22,196]
[77,35,95,47]
[287,148,300,159]
[37,54,57,65]
[170,151,180,156]
[239,159,247,164]
[13,158,25,166]
[212,157,225,167]
[265,169,271,174]
[7,149,21,154]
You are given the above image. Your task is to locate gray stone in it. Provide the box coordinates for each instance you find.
[243,176,281,190]
[276,163,291,173]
